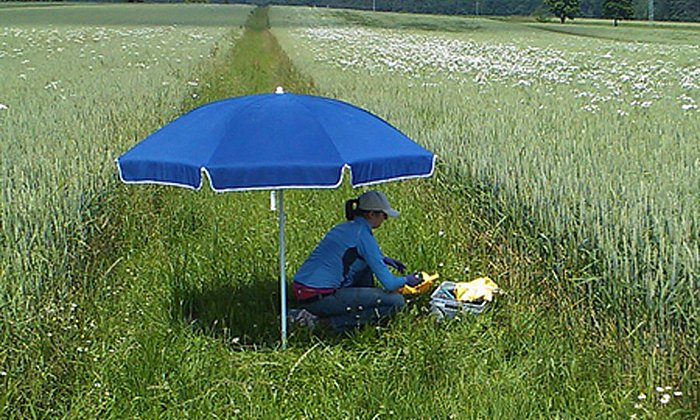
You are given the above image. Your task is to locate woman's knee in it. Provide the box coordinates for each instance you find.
[379,292,404,310]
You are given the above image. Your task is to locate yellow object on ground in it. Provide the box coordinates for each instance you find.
[453,277,500,302]
[398,272,439,295]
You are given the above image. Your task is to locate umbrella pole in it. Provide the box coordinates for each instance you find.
[277,190,287,349]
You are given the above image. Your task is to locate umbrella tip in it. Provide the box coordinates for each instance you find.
[275,86,285,94]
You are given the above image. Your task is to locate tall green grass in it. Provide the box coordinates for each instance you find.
[0,4,250,415]
[85,6,693,417]
[0,6,249,305]
[0,4,696,417]
[271,4,698,399]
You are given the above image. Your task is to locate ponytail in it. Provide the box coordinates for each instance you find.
[345,198,360,221]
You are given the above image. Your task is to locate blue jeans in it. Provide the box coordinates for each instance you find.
[301,272,405,332]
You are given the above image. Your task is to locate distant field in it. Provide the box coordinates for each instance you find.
[0,2,249,26]
[525,18,700,44]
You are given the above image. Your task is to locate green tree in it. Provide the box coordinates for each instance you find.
[544,0,581,22]
[580,0,603,17]
[603,0,634,25]
[668,0,700,21]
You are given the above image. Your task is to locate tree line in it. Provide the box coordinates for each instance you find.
[224,0,699,22]
[9,0,700,22]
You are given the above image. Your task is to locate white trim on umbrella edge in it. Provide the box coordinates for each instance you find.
[116,155,437,192]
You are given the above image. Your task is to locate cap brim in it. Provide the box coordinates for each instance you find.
[385,208,399,218]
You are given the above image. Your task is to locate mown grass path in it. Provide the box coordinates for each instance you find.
[196,6,316,99]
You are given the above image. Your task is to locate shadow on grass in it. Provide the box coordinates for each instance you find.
[169,274,393,348]
[170,275,290,348]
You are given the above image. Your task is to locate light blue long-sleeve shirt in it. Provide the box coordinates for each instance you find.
[293,217,406,291]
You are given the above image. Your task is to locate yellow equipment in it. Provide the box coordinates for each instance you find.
[453,277,500,302]
[398,272,439,295]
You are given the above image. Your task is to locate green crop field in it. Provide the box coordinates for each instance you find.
[0,3,697,418]
[271,3,699,369]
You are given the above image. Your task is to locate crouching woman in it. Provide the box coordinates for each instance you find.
[291,190,422,332]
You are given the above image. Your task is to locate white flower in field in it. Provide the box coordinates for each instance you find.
[44,80,60,90]
[682,103,697,111]
[637,393,646,400]
[655,386,664,392]
[659,393,671,404]
[0,370,6,376]
[673,391,682,397]
[192,94,198,99]
[0,104,7,110]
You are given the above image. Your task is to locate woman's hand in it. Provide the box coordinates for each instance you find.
[404,272,423,287]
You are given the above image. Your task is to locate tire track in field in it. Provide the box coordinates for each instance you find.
[101,6,321,348]
[195,6,317,101]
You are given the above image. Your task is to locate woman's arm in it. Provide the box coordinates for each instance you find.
[358,230,406,291]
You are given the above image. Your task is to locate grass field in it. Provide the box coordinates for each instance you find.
[0,3,697,417]
[272,4,699,378]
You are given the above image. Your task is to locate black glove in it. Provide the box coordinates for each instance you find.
[383,256,406,274]
[404,272,423,287]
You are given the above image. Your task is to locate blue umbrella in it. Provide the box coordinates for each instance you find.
[116,88,436,346]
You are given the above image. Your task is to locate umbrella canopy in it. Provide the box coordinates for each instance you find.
[116,89,436,347]
[117,90,435,190]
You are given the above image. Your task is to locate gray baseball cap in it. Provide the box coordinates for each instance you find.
[357,190,399,217]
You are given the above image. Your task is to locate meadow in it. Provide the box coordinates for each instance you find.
[0,3,251,416]
[0,3,697,417]
[272,4,699,379]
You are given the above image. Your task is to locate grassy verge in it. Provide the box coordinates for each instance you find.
[191,6,316,98]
